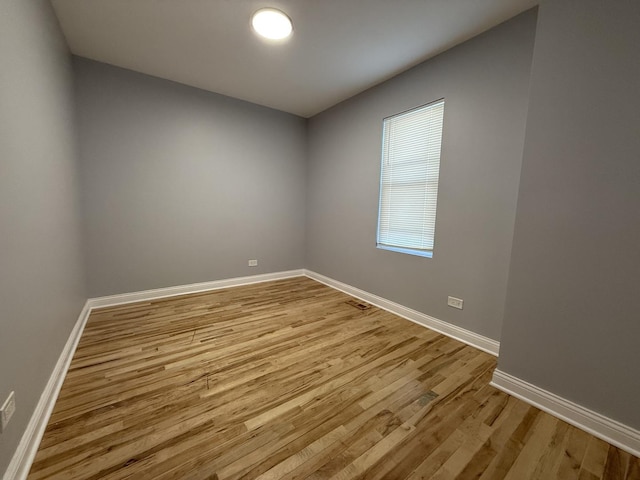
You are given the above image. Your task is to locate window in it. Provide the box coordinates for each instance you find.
[377,99,444,258]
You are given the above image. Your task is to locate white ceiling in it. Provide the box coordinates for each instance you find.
[51,0,538,118]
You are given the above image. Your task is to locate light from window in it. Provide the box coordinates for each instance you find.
[377,99,444,258]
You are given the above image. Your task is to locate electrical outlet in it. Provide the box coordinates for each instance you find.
[1,391,16,433]
[248,259,258,267]
[447,296,464,310]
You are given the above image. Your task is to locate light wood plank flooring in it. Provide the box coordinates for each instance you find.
[28,277,639,479]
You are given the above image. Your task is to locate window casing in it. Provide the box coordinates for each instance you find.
[377,99,444,258]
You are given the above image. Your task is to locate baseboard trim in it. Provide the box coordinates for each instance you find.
[7,271,638,477]
[491,369,640,457]
[3,269,305,480]
[88,269,305,309]
[3,301,92,480]
[303,270,499,356]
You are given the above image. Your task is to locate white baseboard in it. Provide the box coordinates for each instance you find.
[88,269,305,309]
[3,269,304,480]
[6,270,638,478]
[303,270,500,356]
[491,369,640,457]
[3,301,92,480]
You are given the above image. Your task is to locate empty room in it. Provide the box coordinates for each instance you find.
[1,0,639,479]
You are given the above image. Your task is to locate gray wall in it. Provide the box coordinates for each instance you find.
[498,0,640,429]
[0,0,86,472]
[305,10,537,341]
[74,58,307,297]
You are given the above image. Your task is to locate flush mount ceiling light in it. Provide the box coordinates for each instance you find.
[251,8,293,41]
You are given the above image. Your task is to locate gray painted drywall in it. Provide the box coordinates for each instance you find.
[305,10,537,341]
[0,0,86,472]
[497,0,640,429]
[74,58,307,297]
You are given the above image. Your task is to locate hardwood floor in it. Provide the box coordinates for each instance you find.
[28,277,639,479]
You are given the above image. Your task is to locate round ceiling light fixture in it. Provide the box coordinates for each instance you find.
[251,8,293,41]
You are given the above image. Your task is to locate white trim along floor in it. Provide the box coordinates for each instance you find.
[4,270,638,479]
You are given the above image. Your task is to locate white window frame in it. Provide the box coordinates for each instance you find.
[376,99,445,258]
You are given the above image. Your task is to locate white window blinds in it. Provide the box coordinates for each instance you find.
[377,99,444,257]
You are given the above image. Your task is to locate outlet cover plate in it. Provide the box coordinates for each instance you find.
[248,259,258,267]
[447,296,464,310]
[1,391,16,433]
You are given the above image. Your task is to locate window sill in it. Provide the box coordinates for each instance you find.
[376,244,433,258]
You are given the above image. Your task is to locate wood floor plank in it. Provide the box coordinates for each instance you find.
[27,277,639,479]
[603,447,632,480]
[626,454,640,480]
[580,437,612,479]
[553,425,591,480]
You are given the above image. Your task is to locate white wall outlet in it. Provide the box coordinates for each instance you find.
[447,296,464,310]
[248,259,258,267]
[1,391,16,433]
